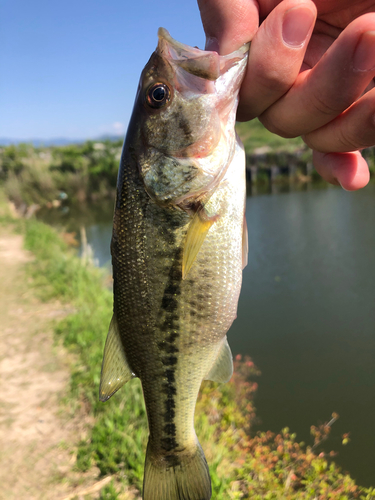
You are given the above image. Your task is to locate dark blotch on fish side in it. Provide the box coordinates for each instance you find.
[160,247,182,312]
[165,368,175,383]
[160,315,178,332]
[162,355,178,366]
[161,436,178,452]
[158,342,179,354]
[164,398,176,411]
[162,383,177,396]
[166,332,179,343]
[161,295,178,312]
[164,423,177,436]
[164,282,181,297]
[162,208,185,229]
[160,245,182,321]
[164,407,176,423]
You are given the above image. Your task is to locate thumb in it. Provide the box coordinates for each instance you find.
[197,0,260,54]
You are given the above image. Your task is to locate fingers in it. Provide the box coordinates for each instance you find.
[237,0,317,121]
[313,151,370,190]
[197,0,260,54]
[302,20,340,69]
[198,0,374,191]
[259,14,375,137]
[303,87,375,152]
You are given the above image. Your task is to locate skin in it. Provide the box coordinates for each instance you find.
[198,0,375,190]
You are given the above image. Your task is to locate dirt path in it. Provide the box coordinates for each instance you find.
[0,229,97,500]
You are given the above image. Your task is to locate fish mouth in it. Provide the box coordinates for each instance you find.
[157,27,249,82]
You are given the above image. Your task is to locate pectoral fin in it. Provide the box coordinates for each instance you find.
[182,209,216,280]
[204,337,233,383]
[99,313,135,402]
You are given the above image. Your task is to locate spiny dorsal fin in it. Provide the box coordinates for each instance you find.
[99,313,135,402]
[182,208,217,280]
[204,337,233,383]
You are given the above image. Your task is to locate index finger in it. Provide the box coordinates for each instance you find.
[197,0,260,54]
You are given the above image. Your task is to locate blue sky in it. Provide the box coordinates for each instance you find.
[1,0,206,140]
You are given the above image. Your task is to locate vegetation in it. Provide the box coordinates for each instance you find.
[236,119,304,153]
[19,217,375,499]
[2,120,374,211]
[0,139,122,207]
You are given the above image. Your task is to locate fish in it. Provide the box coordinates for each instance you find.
[99,28,249,500]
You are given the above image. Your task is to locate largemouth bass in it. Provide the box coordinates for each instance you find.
[99,28,249,500]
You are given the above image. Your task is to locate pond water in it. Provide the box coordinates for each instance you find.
[37,182,375,487]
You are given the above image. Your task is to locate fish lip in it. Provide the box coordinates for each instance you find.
[157,27,204,59]
[157,27,249,81]
[157,27,249,59]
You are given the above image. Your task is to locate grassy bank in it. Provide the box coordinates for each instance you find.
[17,216,375,499]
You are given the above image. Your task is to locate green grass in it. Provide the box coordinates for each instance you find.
[236,119,304,153]
[21,218,375,499]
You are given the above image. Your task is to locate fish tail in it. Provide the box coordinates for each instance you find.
[143,439,211,500]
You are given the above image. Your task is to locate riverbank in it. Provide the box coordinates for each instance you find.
[1,191,374,499]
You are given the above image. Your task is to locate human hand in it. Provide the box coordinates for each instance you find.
[198,0,375,190]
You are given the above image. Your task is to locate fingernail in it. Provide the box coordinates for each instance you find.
[282,7,315,47]
[353,31,375,71]
[205,36,219,52]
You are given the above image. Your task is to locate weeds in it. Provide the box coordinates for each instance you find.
[0,140,121,207]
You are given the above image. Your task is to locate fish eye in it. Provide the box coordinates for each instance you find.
[146,83,171,109]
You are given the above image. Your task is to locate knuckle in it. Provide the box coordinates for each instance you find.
[337,131,361,151]
[302,134,317,151]
[310,91,343,117]
[259,113,299,139]
[256,68,291,96]
[338,119,373,151]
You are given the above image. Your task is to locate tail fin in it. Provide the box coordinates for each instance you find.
[143,440,211,500]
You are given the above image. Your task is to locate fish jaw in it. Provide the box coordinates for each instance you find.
[133,28,248,208]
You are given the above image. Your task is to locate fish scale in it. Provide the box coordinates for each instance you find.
[99,28,249,500]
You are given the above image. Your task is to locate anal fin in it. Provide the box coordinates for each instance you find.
[99,313,135,402]
[204,337,233,383]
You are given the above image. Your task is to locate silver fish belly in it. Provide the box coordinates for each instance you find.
[99,28,249,500]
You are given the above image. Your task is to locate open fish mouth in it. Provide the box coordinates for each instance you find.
[157,27,249,82]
